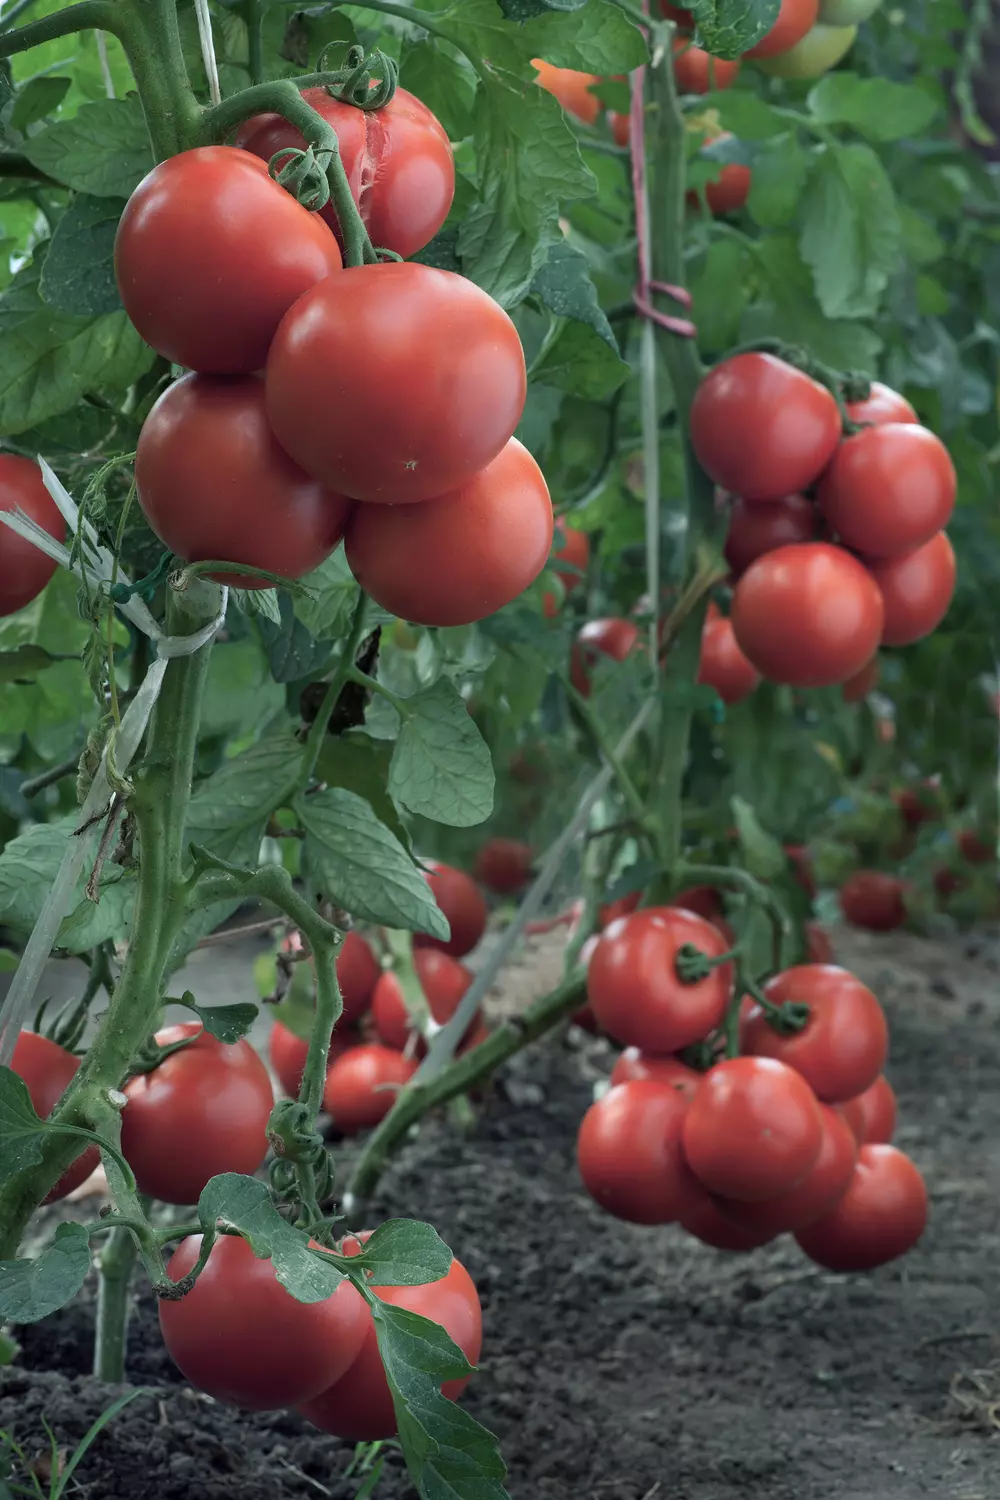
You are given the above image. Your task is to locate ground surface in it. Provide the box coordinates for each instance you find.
[2,923,1000,1500]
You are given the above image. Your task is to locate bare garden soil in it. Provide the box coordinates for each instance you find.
[2,924,1000,1500]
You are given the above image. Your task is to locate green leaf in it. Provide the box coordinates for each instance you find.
[199,638,285,740]
[315,731,410,847]
[0,1222,91,1323]
[0,1068,49,1187]
[23,96,153,198]
[740,235,883,370]
[177,994,259,1044]
[0,817,134,954]
[389,679,495,828]
[531,318,629,399]
[730,795,786,879]
[348,1219,453,1287]
[197,1176,345,1303]
[799,143,901,319]
[295,548,360,641]
[708,90,785,140]
[531,240,618,350]
[0,259,154,435]
[747,135,811,228]
[372,1301,510,1500]
[257,593,334,684]
[186,728,306,865]
[690,238,745,354]
[688,0,781,60]
[298,787,449,938]
[10,76,71,132]
[0,644,64,683]
[525,1,648,71]
[39,194,124,318]
[231,587,282,625]
[400,39,476,139]
[808,72,939,144]
[499,0,588,18]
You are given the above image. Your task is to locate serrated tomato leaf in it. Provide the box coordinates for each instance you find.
[0,1222,91,1323]
[349,1220,453,1288]
[197,1175,344,1303]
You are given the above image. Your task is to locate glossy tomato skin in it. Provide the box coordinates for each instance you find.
[744,964,888,1103]
[673,38,740,92]
[841,656,879,703]
[839,871,906,932]
[474,838,534,895]
[610,1048,701,1101]
[160,1233,368,1409]
[345,439,552,626]
[680,1189,777,1251]
[795,1144,927,1270]
[115,147,342,373]
[0,457,66,617]
[299,1240,482,1440]
[121,1024,274,1204]
[691,355,842,502]
[716,1102,858,1235]
[11,1032,99,1202]
[701,162,752,214]
[846,381,918,427]
[237,87,454,260]
[817,424,956,560]
[570,617,639,696]
[682,1056,823,1202]
[731,542,884,688]
[268,1020,358,1099]
[415,862,487,958]
[267,263,526,505]
[756,22,857,77]
[587,907,733,1054]
[371,949,474,1052]
[724,493,816,577]
[338,931,381,1024]
[697,616,761,705]
[867,531,956,646]
[553,525,590,591]
[136,375,352,589]
[322,1044,417,1133]
[577,1080,699,1224]
[532,60,600,123]
[747,0,819,56]
[837,1074,896,1145]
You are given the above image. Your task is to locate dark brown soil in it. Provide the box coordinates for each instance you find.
[3,926,1000,1499]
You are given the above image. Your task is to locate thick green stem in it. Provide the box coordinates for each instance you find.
[105,2,202,160]
[300,590,368,786]
[564,676,650,835]
[0,1,115,58]
[245,0,265,86]
[345,970,586,1213]
[94,1208,144,1382]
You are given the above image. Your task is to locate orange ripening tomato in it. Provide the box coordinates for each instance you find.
[673,38,740,93]
[697,616,761,705]
[746,0,819,57]
[0,457,66,617]
[532,59,601,124]
[867,531,956,647]
[415,861,488,958]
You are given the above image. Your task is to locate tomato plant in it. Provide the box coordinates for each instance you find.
[11,1033,98,1202]
[743,964,888,1102]
[321,1043,418,1134]
[415,863,488,959]
[577,1079,698,1224]
[794,1145,928,1270]
[839,871,907,931]
[817,424,956,558]
[724,493,816,577]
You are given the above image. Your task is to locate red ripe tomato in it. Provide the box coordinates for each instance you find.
[115,147,341,373]
[746,0,819,56]
[703,161,752,214]
[577,1080,699,1224]
[697,616,760,705]
[415,862,487,958]
[0,457,65,617]
[846,382,918,427]
[958,830,993,865]
[668,885,722,921]
[236,87,453,261]
[817,425,956,560]
[837,1074,896,1145]
[371,949,474,1051]
[609,1048,701,1100]
[731,543,884,688]
[839,871,906,932]
[867,531,956,646]
[683,1056,823,1201]
[345,438,551,626]
[680,1189,777,1251]
[893,784,938,828]
[136,375,352,589]
[532,60,600,124]
[11,1032,99,1202]
[934,865,965,899]
[299,1235,482,1440]
[474,838,534,895]
[337,931,381,1024]
[785,844,816,899]
[806,922,834,964]
[841,656,879,703]
[268,1020,359,1099]
[660,2,693,22]
[691,355,842,502]
[570,617,639,696]
[744,964,888,1103]
[673,38,740,92]
[121,1024,273,1204]
[587,907,733,1053]
[724,493,816,577]
[266,263,526,504]
[160,1233,368,1409]
[609,111,629,148]
[794,1144,927,1270]
[716,1102,857,1235]
[553,525,590,591]
[599,890,642,928]
[321,1044,417,1133]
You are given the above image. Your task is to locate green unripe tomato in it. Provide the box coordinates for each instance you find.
[818,0,882,21]
[391,620,421,650]
[756,23,857,78]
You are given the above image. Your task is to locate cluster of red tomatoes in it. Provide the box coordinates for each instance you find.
[575,901,927,1271]
[113,88,553,625]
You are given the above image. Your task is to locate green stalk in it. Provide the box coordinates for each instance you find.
[0,1,116,58]
[93,1211,143,1382]
[113,0,203,160]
